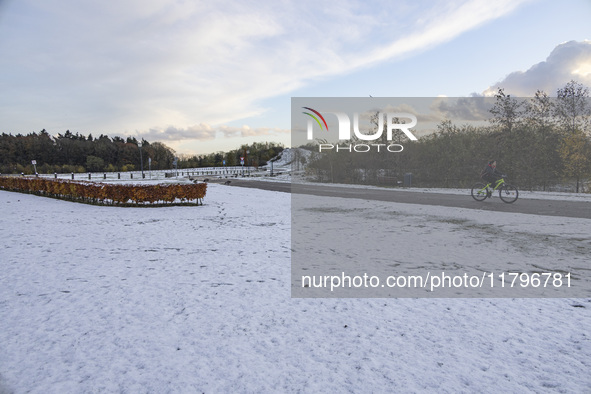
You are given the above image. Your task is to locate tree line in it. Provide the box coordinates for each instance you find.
[177,142,285,169]
[0,128,284,175]
[0,131,175,174]
[305,80,591,192]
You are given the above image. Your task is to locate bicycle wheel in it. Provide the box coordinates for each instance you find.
[471,182,488,201]
[499,184,518,203]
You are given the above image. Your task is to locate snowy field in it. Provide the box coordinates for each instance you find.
[291,193,591,298]
[1,184,590,393]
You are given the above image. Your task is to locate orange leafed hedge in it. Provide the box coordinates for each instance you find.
[0,176,207,206]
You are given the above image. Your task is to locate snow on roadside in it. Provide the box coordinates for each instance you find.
[0,186,590,393]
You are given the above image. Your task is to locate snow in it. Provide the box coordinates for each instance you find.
[1,182,590,392]
[268,147,313,168]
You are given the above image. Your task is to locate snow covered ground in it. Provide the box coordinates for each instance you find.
[1,184,590,392]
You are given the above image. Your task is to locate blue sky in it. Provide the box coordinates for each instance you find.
[0,0,590,155]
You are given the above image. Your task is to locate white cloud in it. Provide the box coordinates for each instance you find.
[0,0,533,149]
[483,40,591,96]
[360,0,532,69]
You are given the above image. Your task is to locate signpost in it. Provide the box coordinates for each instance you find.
[31,160,37,175]
[240,156,244,176]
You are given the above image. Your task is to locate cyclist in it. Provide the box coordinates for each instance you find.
[481,160,505,193]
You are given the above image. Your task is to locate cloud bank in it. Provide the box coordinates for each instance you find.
[483,40,591,96]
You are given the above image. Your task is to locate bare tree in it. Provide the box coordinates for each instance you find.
[489,88,524,133]
[554,80,590,135]
[524,90,555,129]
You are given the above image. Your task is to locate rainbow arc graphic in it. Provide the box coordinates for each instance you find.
[302,107,328,131]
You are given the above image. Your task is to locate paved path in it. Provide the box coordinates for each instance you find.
[221,179,591,219]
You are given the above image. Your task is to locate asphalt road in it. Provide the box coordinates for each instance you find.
[220,179,591,219]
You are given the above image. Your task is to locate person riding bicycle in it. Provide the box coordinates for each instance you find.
[481,160,505,190]
[472,160,518,203]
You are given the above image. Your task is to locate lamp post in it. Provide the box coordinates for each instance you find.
[246,150,250,175]
[138,141,144,179]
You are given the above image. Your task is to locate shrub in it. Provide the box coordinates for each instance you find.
[0,176,207,206]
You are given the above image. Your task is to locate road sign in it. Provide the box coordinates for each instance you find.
[31,160,37,165]
[240,157,244,165]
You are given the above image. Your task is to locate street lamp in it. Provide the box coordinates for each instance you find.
[138,141,144,179]
[246,150,250,175]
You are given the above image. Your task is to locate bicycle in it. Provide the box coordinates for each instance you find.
[471,177,518,203]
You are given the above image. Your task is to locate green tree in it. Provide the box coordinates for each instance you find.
[559,129,591,193]
[86,155,105,172]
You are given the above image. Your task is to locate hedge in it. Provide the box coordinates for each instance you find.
[0,176,207,206]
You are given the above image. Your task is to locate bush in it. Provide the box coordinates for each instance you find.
[0,176,207,206]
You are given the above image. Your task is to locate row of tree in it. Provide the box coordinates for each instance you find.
[0,131,176,174]
[0,128,285,175]
[305,80,591,192]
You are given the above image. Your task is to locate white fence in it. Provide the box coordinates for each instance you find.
[31,166,273,182]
